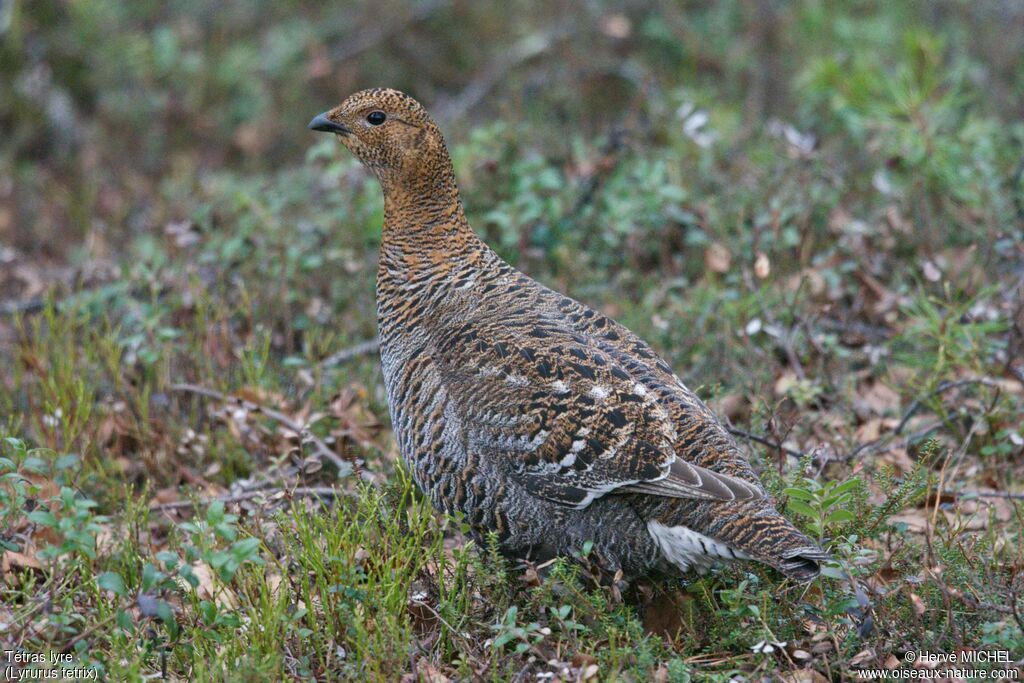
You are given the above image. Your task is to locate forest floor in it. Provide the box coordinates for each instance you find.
[2,2,1024,680]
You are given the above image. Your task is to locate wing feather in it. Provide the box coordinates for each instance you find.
[430,312,763,508]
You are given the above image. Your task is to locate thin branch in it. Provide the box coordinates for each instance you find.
[0,298,46,316]
[845,420,943,461]
[60,609,120,655]
[320,338,380,368]
[959,491,1024,501]
[149,486,344,512]
[845,378,1002,461]
[329,0,452,63]
[168,383,351,474]
[727,427,806,459]
[894,377,1001,435]
[432,21,577,121]
[0,282,135,318]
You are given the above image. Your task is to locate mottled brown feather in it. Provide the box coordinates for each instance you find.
[308,88,828,582]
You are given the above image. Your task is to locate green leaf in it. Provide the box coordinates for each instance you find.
[783,487,815,501]
[831,478,861,496]
[28,509,58,528]
[230,537,261,561]
[97,571,127,597]
[826,509,855,524]
[787,500,817,518]
[819,565,847,580]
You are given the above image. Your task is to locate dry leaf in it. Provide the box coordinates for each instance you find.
[704,242,731,274]
[331,384,385,450]
[888,509,930,534]
[754,251,771,279]
[572,652,597,668]
[856,381,901,417]
[855,418,885,442]
[413,662,450,683]
[150,486,180,506]
[191,561,218,601]
[909,592,926,615]
[2,550,43,581]
[715,393,749,422]
[879,447,915,475]
[599,14,632,39]
[774,370,799,398]
[643,590,693,638]
[780,670,829,683]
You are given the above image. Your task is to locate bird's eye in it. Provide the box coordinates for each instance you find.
[366,111,386,125]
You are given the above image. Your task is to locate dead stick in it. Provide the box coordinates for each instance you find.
[894,377,1001,435]
[150,486,344,512]
[320,338,380,368]
[727,427,806,459]
[169,383,351,473]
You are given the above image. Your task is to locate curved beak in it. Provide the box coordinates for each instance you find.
[308,112,351,135]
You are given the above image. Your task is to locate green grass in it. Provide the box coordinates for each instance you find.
[2,1,1024,680]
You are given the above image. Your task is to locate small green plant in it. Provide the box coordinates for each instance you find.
[179,500,265,582]
[490,605,550,654]
[784,476,860,541]
[1,437,35,550]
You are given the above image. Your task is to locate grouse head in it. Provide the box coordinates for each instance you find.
[309,88,450,192]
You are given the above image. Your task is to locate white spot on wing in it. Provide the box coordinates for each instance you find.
[527,429,549,449]
[571,479,640,509]
[551,380,570,395]
[505,374,529,387]
[589,385,610,400]
[632,382,648,397]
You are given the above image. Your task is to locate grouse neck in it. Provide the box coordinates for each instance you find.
[379,162,478,260]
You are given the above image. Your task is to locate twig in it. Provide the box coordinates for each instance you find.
[149,486,344,512]
[959,491,1024,500]
[0,298,46,316]
[0,282,136,318]
[893,377,1001,435]
[814,317,893,343]
[320,338,380,368]
[845,420,943,461]
[329,0,452,63]
[846,377,1001,460]
[432,21,577,121]
[169,383,352,474]
[60,609,120,655]
[565,77,650,221]
[727,427,806,459]
[927,567,1017,617]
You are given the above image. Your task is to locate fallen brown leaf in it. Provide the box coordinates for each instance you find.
[704,242,731,274]
[780,670,829,683]
[1,549,43,582]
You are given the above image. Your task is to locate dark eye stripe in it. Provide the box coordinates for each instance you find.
[367,111,386,125]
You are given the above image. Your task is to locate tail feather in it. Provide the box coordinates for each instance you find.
[648,499,830,582]
[776,545,831,582]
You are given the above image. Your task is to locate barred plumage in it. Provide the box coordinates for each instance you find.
[309,89,827,582]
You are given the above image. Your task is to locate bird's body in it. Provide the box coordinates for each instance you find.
[310,89,827,581]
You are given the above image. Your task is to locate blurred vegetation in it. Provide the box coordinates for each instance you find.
[1,0,1023,680]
